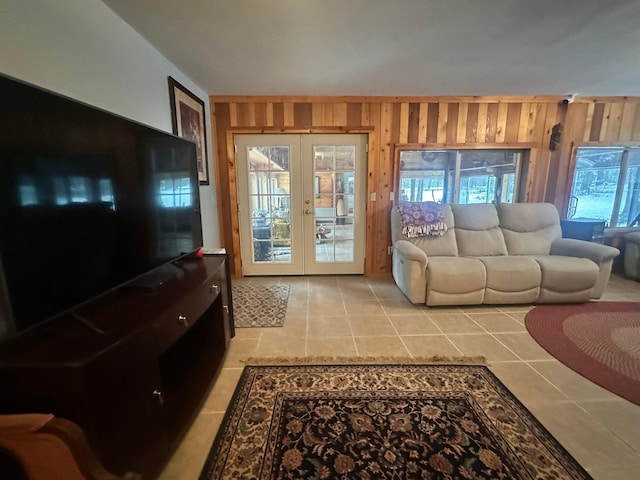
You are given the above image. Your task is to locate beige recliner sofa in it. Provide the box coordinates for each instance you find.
[391,202,620,305]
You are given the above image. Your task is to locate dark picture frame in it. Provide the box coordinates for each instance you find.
[168,76,209,184]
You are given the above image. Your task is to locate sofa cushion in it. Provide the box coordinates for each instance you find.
[479,256,541,304]
[534,256,599,302]
[451,204,507,256]
[498,203,562,255]
[426,257,485,305]
[478,256,541,292]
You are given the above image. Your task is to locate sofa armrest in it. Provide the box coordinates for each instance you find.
[550,238,620,264]
[392,240,428,304]
[394,240,428,267]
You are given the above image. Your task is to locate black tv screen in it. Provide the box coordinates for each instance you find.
[0,74,203,338]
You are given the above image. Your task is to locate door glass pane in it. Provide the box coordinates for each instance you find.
[568,147,622,225]
[246,146,291,263]
[336,146,355,171]
[313,145,355,263]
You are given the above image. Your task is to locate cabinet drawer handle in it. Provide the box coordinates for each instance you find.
[177,315,189,327]
[152,389,164,405]
[210,284,220,295]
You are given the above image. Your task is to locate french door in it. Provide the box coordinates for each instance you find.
[236,134,367,275]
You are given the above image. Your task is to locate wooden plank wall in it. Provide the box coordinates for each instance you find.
[210,96,640,277]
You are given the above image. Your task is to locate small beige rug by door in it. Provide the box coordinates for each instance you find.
[232,283,290,328]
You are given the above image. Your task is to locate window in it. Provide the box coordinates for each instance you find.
[19,174,115,208]
[568,147,640,227]
[17,175,37,206]
[248,146,290,222]
[397,149,527,205]
[157,174,192,208]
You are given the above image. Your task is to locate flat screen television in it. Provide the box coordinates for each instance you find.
[0,74,204,341]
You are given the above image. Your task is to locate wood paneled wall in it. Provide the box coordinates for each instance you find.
[210,96,640,277]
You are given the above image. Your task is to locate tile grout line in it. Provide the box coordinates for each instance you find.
[463,311,536,364]
[336,278,356,357]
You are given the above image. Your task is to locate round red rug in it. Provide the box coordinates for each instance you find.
[525,301,640,405]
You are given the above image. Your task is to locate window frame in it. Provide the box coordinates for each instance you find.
[392,143,535,205]
[565,142,640,231]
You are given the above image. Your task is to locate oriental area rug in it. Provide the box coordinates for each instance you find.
[526,301,640,406]
[199,363,591,479]
[232,283,290,328]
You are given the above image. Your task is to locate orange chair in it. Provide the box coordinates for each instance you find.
[0,414,140,480]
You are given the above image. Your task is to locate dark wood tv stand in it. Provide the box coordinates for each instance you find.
[0,254,234,478]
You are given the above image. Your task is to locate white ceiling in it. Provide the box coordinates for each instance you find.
[101,0,640,97]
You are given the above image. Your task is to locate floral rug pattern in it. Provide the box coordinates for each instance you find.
[200,364,592,479]
[232,283,290,328]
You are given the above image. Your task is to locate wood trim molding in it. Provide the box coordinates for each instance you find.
[393,142,539,150]
[225,126,375,134]
[211,95,567,104]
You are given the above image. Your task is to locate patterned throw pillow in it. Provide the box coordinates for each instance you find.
[397,202,448,238]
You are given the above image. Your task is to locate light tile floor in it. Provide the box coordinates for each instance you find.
[159,274,640,480]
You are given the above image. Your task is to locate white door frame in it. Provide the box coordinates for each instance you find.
[235,133,367,275]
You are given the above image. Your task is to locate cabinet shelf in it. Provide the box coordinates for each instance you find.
[0,254,234,478]
[159,295,226,439]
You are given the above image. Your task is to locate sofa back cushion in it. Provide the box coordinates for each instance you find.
[451,204,508,256]
[391,204,458,256]
[498,203,562,255]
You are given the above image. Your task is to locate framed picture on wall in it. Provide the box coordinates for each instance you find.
[168,76,209,184]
